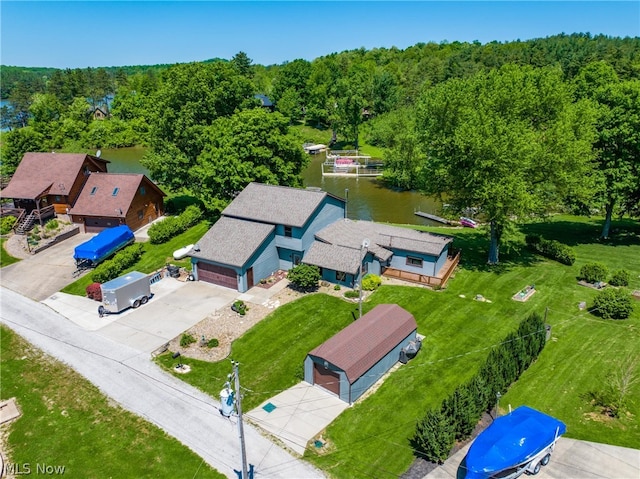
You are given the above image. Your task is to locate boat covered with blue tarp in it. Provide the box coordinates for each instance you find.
[73,225,134,266]
[464,406,566,479]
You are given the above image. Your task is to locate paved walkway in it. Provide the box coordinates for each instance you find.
[0,287,324,479]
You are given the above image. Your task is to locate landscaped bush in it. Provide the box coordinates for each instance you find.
[180,333,196,347]
[525,234,576,265]
[413,312,547,463]
[0,216,17,235]
[232,300,247,316]
[206,338,219,348]
[148,205,204,244]
[287,264,320,291]
[90,243,145,283]
[592,288,634,320]
[362,273,382,291]
[45,219,59,230]
[85,282,102,302]
[609,269,630,287]
[580,262,609,283]
[344,290,360,299]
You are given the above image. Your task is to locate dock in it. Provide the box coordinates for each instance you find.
[414,211,454,225]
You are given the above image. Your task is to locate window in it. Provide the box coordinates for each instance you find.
[55,196,61,202]
[139,186,146,195]
[112,187,119,196]
[406,256,423,267]
[284,226,292,237]
[137,209,144,220]
[90,186,98,195]
[336,271,346,281]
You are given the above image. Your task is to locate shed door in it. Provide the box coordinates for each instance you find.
[313,362,341,396]
[197,262,237,289]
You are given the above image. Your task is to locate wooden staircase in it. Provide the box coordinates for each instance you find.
[15,211,37,235]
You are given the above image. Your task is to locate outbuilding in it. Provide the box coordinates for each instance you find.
[304,304,418,403]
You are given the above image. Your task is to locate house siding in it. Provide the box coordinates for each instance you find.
[278,247,302,271]
[319,269,356,288]
[348,330,416,402]
[389,249,439,276]
[301,198,344,251]
[238,234,279,292]
[122,185,164,232]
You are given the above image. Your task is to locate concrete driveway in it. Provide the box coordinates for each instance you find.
[424,437,640,479]
[246,382,349,456]
[1,232,92,301]
[43,279,238,353]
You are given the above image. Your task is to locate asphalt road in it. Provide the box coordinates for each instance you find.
[0,287,324,479]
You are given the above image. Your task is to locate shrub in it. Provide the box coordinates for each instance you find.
[232,300,247,315]
[45,219,59,230]
[333,284,341,291]
[180,333,196,347]
[580,262,609,284]
[344,290,360,299]
[0,216,17,235]
[90,243,144,283]
[412,409,455,464]
[206,338,219,348]
[362,273,382,291]
[148,205,204,244]
[609,269,630,287]
[85,282,102,301]
[287,264,320,291]
[525,234,576,265]
[592,288,634,320]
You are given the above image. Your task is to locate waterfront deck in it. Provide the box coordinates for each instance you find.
[383,250,461,288]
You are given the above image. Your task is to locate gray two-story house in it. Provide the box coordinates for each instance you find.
[190,183,346,292]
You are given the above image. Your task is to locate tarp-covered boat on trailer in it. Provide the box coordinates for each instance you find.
[464,406,566,479]
[73,225,134,267]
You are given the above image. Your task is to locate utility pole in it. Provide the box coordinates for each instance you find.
[233,361,249,479]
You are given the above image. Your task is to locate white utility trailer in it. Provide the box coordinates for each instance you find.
[99,271,151,317]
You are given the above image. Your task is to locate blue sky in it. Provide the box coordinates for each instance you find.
[1,1,639,68]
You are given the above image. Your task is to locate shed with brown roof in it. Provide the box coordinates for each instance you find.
[68,173,165,233]
[304,304,417,403]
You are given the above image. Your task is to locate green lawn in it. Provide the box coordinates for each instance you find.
[290,123,385,158]
[156,215,640,478]
[1,238,21,267]
[61,221,210,296]
[0,325,224,479]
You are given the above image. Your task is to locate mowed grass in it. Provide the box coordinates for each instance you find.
[61,221,210,296]
[1,238,21,267]
[156,215,639,478]
[0,326,224,479]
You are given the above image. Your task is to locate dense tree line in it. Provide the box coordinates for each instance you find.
[1,33,638,247]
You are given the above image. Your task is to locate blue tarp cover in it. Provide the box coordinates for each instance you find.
[465,406,566,479]
[73,225,134,263]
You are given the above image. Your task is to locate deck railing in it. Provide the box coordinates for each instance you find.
[382,249,461,288]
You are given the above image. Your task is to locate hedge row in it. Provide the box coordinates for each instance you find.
[90,243,145,283]
[148,205,203,244]
[412,312,547,464]
[525,234,576,265]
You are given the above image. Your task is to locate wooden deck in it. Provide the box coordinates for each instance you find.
[382,250,461,288]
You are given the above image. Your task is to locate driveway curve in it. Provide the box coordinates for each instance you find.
[0,287,324,479]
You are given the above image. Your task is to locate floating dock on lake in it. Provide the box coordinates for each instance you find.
[414,211,455,225]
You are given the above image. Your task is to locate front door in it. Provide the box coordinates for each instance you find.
[247,267,254,288]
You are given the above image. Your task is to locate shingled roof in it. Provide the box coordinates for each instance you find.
[222,183,341,228]
[191,216,275,268]
[68,173,164,217]
[304,219,452,270]
[1,152,108,200]
[309,304,417,384]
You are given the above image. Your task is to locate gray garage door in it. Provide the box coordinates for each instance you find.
[197,262,237,289]
[85,217,119,233]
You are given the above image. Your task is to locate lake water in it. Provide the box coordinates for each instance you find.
[102,147,441,225]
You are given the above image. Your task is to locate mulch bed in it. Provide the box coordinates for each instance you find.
[254,270,288,289]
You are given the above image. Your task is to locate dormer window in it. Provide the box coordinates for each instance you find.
[112,187,119,196]
[90,186,98,195]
